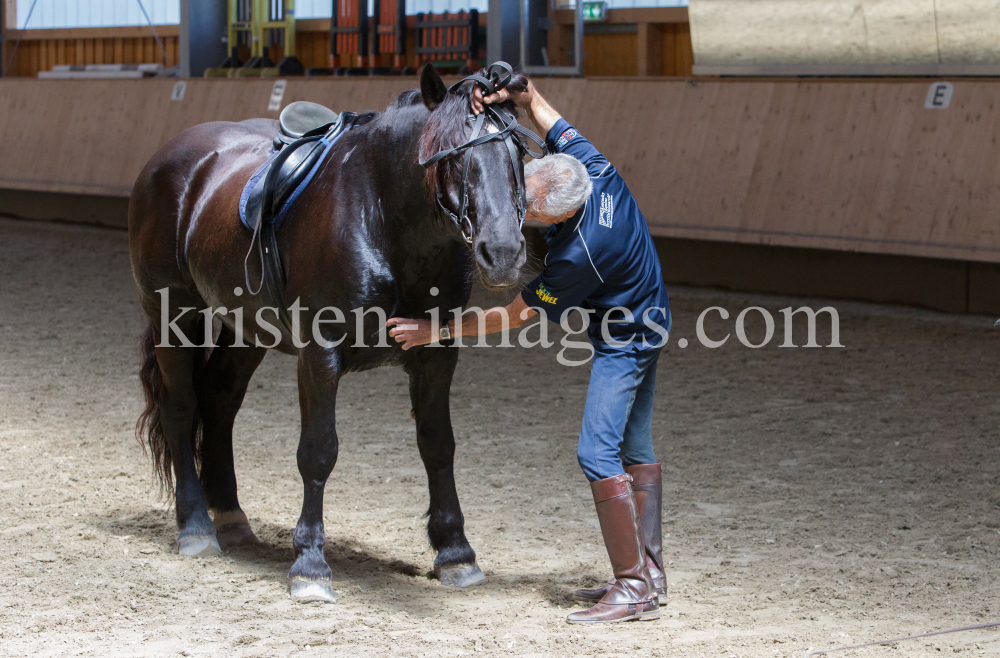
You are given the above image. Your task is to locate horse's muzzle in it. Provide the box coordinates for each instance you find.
[475,235,526,289]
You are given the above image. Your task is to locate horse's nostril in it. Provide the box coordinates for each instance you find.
[477,241,495,268]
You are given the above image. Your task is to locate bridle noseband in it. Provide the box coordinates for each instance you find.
[419,62,547,244]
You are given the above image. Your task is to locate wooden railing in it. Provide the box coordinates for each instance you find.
[1,7,694,78]
[1,25,179,78]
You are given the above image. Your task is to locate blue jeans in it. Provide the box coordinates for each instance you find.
[577,342,662,482]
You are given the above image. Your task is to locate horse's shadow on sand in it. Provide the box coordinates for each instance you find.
[100,508,588,612]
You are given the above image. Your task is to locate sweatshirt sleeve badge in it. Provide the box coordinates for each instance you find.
[555,128,579,150]
[536,283,558,304]
[599,191,614,228]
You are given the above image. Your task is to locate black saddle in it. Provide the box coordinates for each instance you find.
[274,101,341,149]
[243,107,379,335]
[246,109,378,231]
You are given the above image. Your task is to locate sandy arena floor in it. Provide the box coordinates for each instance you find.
[0,217,998,658]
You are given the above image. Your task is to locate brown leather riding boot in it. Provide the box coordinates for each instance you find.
[566,474,660,624]
[573,462,667,603]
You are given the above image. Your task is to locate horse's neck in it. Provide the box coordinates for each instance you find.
[366,111,455,259]
[351,106,470,301]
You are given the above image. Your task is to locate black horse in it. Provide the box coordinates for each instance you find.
[128,65,531,602]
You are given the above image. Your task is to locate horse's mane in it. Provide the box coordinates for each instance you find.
[415,68,529,191]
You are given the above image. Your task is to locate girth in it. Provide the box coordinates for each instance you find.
[242,110,378,335]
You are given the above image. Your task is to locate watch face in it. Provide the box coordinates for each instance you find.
[440,325,451,340]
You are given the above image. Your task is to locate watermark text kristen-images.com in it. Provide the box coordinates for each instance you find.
[154,288,844,366]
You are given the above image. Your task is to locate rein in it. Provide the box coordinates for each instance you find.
[419,62,547,244]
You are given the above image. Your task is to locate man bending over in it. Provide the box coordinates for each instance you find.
[387,79,670,624]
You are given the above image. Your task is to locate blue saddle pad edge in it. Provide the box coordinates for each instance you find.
[238,129,349,231]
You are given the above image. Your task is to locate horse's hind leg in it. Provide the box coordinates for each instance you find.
[151,316,221,557]
[407,350,485,588]
[195,325,267,548]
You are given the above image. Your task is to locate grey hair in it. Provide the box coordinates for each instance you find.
[524,154,592,217]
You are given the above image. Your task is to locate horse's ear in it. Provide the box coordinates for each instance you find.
[420,64,447,111]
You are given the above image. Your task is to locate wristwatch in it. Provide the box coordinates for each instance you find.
[439,323,452,341]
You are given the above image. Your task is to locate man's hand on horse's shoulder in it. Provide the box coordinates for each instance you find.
[471,80,536,115]
[386,317,435,350]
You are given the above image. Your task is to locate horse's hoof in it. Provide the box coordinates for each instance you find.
[435,562,486,588]
[290,578,337,604]
[177,534,221,557]
[215,523,261,549]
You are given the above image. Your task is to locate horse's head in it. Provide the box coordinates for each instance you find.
[418,64,533,289]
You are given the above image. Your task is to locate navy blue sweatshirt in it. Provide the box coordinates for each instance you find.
[521,119,671,347]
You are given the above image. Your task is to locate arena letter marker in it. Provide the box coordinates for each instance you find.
[268,80,287,112]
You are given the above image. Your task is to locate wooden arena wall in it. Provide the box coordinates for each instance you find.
[689,0,1000,74]
[1,76,999,267]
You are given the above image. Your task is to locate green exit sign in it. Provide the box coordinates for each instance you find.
[583,1,607,22]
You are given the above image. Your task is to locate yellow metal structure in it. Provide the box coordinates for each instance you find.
[261,0,296,59]
[227,0,296,60]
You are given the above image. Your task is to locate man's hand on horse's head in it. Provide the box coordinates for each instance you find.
[471,86,506,115]
[471,81,536,116]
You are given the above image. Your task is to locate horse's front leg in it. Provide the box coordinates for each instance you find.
[288,345,342,603]
[407,349,485,588]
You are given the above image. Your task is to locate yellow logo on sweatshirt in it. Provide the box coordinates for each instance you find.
[536,284,558,304]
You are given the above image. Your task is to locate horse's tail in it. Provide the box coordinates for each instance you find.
[136,318,206,498]
[136,320,173,496]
